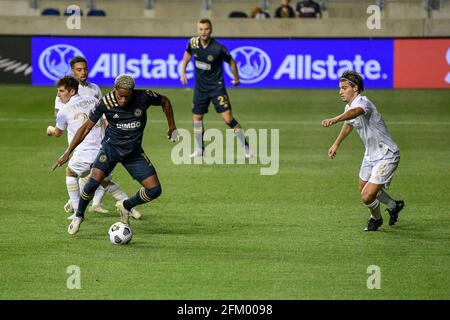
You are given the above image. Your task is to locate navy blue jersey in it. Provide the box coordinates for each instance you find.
[89,89,162,157]
[186,37,232,93]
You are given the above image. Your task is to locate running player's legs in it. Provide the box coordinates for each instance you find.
[74,145,119,218]
[368,151,404,225]
[358,156,383,229]
[115,150,161,223]
[359,151,403,230]
[213,95,251,157]
[65,155,94,213]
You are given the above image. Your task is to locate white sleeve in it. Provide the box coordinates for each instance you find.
[54,96,64,110]
[55,110,67,131]
[95,84,102,99]
[356,99,371,115]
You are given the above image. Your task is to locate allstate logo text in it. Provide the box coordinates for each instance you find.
[225,46,271,84]
[39,44,84,81]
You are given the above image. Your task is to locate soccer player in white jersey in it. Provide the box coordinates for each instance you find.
[47,76,141,220]
[322,70,404,231]
[53,57,140,219]
[54,56,102,116]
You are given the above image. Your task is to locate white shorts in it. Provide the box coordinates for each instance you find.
[68,153,94,178]
[359,150,400,187]
[68,149,113,180]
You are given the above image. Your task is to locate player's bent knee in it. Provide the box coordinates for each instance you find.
[90,168,106,182]
[142,184,162,202]
[360,191,376,205]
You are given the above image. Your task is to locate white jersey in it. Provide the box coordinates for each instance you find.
[55,94,104,162]
[55,81,102,110]
[345,95,399,161]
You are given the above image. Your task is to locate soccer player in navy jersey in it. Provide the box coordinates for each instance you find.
[180,18,252,158]
[52,74,178,235]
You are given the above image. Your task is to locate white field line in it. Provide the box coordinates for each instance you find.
[1,118,449,126]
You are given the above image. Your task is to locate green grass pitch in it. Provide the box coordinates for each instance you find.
[0,85,449,299]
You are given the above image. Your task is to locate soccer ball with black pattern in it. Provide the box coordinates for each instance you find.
[108,222,132,245]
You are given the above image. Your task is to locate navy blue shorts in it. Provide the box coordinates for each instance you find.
[192,90,232,115]
[92,144,156,183]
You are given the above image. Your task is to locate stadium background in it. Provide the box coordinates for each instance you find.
[0,0,449,301]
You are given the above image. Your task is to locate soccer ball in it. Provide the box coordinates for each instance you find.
[108,222,132,245]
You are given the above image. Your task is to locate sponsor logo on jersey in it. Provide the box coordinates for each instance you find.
[195,60,211,71]
[117,121,141,130]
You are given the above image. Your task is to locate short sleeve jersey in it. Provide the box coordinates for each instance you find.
[345,95,399,161]
[186,37,232,93]
[89,89,162,157]
[55,94,103,157]
[55,81,102,110]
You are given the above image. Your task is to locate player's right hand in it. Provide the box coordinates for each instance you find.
[322,118,337,127]
[46,125,55,136]
[167,128,179,142]
[52,153,69,171]
[180,74,187,85]
[328,145,338,160]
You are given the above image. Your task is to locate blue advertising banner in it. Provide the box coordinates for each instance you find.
[32,37,393,88]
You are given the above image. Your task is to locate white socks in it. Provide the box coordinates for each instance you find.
[377,189,396,211]
[365,198,381,220]
[234,127,248,151]
[193,120,203,153]
[92,185,106,207]
[107,182,128,201]
[66,176,80,212]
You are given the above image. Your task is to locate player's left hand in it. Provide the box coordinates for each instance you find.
[167,128,179,142]
[231,79,240,86]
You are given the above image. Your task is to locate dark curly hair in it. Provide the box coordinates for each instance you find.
[56,76,79,93]
[339,70,364,93]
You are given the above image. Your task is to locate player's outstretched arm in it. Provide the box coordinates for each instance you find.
[322,107,364,127]
[180,51,192,85]
[229,58,240,86]
[327,123,353,160]
[160,95,178,141]
[52,119,96,170]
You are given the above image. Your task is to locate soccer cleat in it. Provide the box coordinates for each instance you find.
[130,208,142,220]
[64,200,74,213]
[115,200,130,225]
[67,212,76,220]
[364,217,383,231]
[89,205,109,214]
[190,149,203,158]
[68,217,83,235]
[387,200,405,226]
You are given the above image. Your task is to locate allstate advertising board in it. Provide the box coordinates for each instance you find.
[32,37,393,88]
